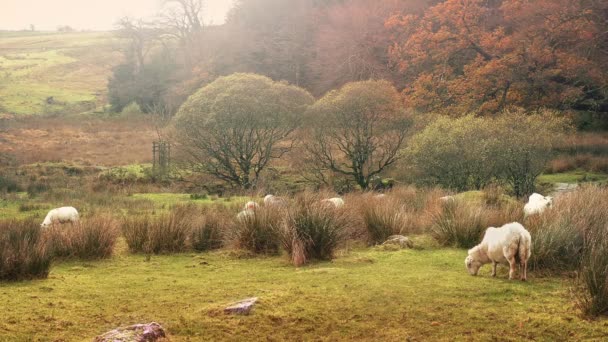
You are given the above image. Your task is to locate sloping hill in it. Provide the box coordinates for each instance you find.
[0,31,122,115]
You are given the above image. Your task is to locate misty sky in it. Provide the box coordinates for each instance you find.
[0,0,235,31]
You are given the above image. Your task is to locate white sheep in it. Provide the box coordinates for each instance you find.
[236,201,259,222]
[40,206,79,228]
[440,195,454,202]
[321,197,344,208]
[523,193,553,217]
[465,222,532,281]
[263,194,287,207]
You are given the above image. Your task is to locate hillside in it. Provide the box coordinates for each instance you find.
[0,31,122,115]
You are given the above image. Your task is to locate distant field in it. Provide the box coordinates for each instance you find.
[0,31,122,115]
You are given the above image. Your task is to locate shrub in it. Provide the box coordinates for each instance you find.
[47,215,119,260]
[0,175,21,193]
[123,205,193,254]
[231,206,281,255]
[282,193,350,266]
[27,182,49,197]
[190,211,225,252]
[0,219,52,281]
[407,110,570,196]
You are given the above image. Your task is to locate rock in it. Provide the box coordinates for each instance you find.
[382,235,413,249]
[94,322,166,342]
[224,297,258,315]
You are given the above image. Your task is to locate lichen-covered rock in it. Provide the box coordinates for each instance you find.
[224,297,258,315]
[94,322,166,342]
[382,235,413,249]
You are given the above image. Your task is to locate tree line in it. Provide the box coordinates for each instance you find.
[108,0,608,124]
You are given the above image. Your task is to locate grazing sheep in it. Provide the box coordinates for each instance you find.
[321,197,345,208]
[263,194,288,207]
[465,222,532,281]
[40,206,79,228]
[440,195,454,202]
[523,193,553,217]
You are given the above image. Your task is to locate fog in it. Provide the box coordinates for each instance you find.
[0,0,235,31]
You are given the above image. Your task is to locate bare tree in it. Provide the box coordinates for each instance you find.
[173,73,314,189]
[304,80,411,189]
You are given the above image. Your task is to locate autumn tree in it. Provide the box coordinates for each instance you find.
[304,80,411,189]
[312,0,436,95]
[386,0,608,116]
[173,73,314,189]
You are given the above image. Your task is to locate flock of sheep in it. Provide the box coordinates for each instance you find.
[40,192,555,281]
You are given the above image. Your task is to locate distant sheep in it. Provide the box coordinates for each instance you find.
[524,193,553,217]
[321,197,345,208]
[41,206,79,228]
[237,201,259,222]
[440,195,454,202]
[263,194,287,207]
[465,222,531,281]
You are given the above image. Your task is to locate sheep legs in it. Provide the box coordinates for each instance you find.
[521,260,527,281]
[508,257,517,280]
[491,262,497,277]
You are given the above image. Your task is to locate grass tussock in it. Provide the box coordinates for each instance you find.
[282,193,350,266]
[431,199,523,248]
[190,209,228,252]
[46,215,119,260]
[122,205,193,254]
[0,219,51,281]
[231,205,282,255]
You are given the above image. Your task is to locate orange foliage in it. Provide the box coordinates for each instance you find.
[386,0,608,115]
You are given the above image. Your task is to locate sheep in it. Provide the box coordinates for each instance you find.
[237,201,259,222]
[465,222,531,281]
[440,195,454,202]
[263,194,288,207]
[321,197,344,208]
[40,206,79,228]
[523,193,553,217]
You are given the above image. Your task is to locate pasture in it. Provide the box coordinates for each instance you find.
[1,243,607,341]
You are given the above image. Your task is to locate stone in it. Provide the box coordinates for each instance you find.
[94,322,166,342]
[224,297,258,315]
[382,235,413,249]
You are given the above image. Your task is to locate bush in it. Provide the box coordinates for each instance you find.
[190,211,225,252]
[27,182,49,197]
[0,219,52,281]
[431,199,522,248]
[407,110,570,196]
[0,175,21,193]
[47,215,119,260]
[281,193,349,266]
[357,195,409,245]
[123,206,192,254]
[232,206,281,255]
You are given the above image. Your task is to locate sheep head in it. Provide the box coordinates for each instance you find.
[465,247,483,276]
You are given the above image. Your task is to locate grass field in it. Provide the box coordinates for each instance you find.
[0,244,606,341]
[0,31,122,115]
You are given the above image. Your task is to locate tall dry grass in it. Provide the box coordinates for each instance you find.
[282,192,350,266]
[46,214,119,260]
[431,199,523,248]
[230,205,282,255]
[0,219,52,281]
[122,205,194,254]
[525,186,608,316]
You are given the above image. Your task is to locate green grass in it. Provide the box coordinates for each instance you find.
[0,31,122,115]
[130,193,250,207]
[0,245,606,340]
[538,171,608,184]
